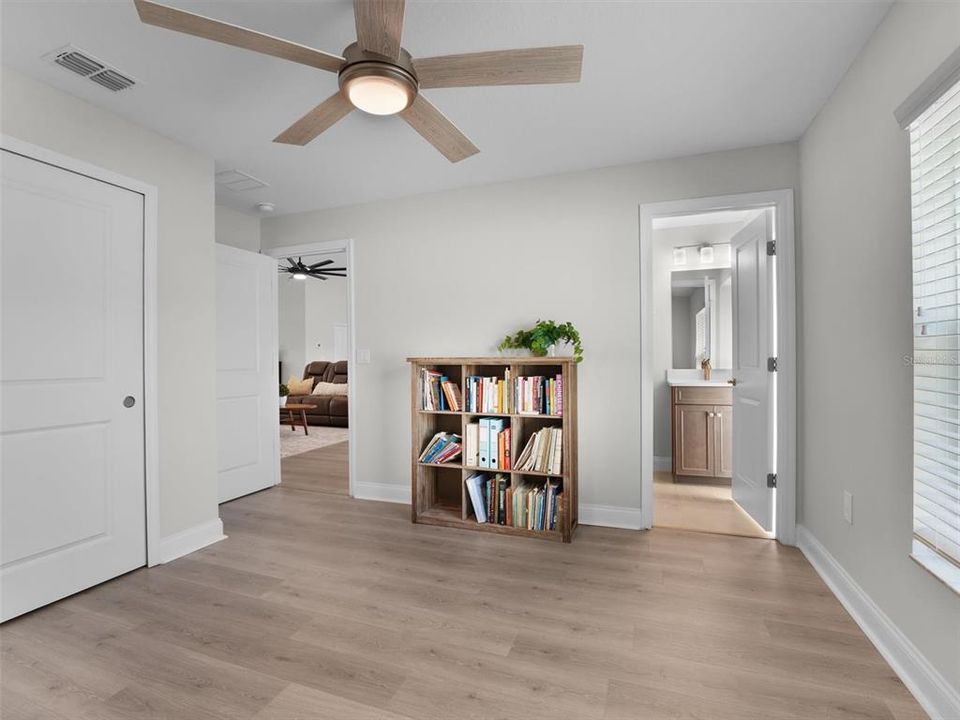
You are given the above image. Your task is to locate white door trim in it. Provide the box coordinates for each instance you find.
[638,189,797,545]
[265,239,357,499]
[1,134,163,565]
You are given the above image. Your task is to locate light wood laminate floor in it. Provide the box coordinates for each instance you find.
[0,481,926,719]
[654,470,770,539]
[279,440,349,496]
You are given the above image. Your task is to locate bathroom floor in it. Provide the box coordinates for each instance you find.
[653,471,769,539]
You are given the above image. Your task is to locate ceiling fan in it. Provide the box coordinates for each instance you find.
[280,257,347,281]
[133,0,583,162]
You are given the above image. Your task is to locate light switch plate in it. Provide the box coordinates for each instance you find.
[358,348,371,364]
[843,490,853,524]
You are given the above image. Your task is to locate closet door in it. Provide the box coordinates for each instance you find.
[1,149,146,621]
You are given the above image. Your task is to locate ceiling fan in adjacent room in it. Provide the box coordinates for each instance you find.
[280,257,347,281]
[133,0,583,162]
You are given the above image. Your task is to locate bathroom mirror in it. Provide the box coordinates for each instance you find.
[671,269,733,370]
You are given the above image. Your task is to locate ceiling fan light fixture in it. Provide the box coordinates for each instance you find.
[292,272,307,280]
[339,60,417,116]
[345,74,412,115]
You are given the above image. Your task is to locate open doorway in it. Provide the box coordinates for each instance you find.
[639,191,797,544]
[269,241,355,498]
[654,209,768,538]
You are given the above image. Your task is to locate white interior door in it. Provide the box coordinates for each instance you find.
[216,244,279,503]
[1,149,146,622]
[730,212,774,530]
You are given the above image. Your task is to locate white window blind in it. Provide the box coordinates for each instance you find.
[695,307,707,362]
[910,76,960,568]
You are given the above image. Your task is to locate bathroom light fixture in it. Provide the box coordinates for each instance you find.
[699,245,715,263]
[673,248,687,266]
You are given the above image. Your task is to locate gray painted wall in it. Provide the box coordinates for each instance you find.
[215,205,261,253]
[799,0,960,696]
[262,142,799,511]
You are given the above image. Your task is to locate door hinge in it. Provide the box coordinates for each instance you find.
[767,473,778,488]
[768,356,778,372]
[767,240,776,256]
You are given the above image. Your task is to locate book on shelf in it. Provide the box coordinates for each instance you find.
[515,427,563,475]
[465,474,487,523]
[418,432,462,464]
[440,381,462,411]
[419,369,443,411]
[465,473,562,531]
[465,420,510,470]
[464,371,564,416]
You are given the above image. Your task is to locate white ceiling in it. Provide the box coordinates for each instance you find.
[653,208,763,230]
[1,1,889,216]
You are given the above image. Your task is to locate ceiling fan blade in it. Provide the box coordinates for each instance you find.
[274,93,354,145]
[286,258,297,267]
[399,94,479,163]
[354,0,405,59]
[414,45,583,89]
[308,259,335,269]
[134,0,344,72]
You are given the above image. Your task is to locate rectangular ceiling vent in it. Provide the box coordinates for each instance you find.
[45,45,137,93]
[215,169,270,192]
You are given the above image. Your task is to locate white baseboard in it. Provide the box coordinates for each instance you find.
[353,481,410,504]
[579,503,644,530]
[654,455,672,472]
[154,518,226,565]
[798,526,960,720]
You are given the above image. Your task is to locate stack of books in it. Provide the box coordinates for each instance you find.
[418,432,462,464]
[420,369,462,411]
[465,371,563,416]
[515,375,563,416]
[515,427,562,474]
[465,474,562,531]
[465,369,513,414]
[464,419,511,470]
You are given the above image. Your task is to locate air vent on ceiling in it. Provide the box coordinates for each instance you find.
[44,45,137,93]
[89,69,135,92]
[55,51,104,77]
[215,169,270,192]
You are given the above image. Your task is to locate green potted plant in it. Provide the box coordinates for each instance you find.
[498,320,583,363]
[279,383,290,408]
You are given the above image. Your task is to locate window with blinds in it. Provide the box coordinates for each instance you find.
[910,76,960,569]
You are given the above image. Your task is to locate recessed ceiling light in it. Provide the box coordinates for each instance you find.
[255,202,276,213]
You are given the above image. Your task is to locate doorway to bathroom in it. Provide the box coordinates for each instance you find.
[639,190,796,543]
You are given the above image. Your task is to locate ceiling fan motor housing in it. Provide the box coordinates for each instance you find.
[338,43,419,114]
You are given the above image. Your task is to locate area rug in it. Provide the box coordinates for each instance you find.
[279,425,350,458]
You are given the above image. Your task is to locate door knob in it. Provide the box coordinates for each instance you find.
[727,379,737,386]
[123,396,136,408]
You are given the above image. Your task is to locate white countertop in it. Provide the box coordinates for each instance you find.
[667,380,732,387]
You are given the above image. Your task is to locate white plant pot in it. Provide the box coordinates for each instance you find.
[549,341,574,357]
[279,396,287,408]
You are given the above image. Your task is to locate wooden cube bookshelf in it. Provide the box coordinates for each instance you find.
[408,357,578,542]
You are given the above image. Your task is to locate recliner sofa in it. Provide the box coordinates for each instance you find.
[287,360,348,427]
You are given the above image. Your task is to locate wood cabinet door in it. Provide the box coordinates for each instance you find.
[674,404,715,477]
[714,405,733,478]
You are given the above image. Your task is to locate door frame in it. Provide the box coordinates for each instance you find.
[264,238,357,498]
[638,189,797,545]
[1,134,163,565]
